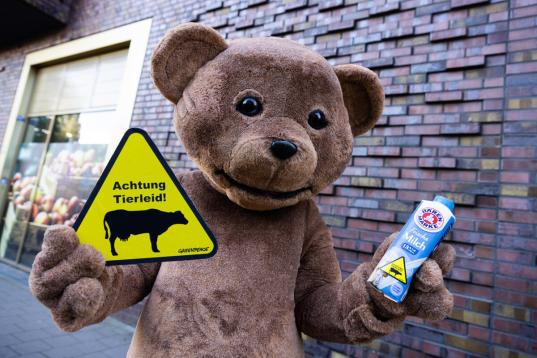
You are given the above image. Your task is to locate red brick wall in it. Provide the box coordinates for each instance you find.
[0,0,536,357]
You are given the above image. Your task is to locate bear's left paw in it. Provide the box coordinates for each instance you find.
[343,303,404,344]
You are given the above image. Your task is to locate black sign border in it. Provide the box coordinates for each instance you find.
[73,127,218,266]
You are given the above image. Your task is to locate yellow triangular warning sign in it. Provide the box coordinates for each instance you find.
[73,128,217,265]
[380,257,407,284]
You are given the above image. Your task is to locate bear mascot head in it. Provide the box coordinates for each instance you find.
[151,23,384,211]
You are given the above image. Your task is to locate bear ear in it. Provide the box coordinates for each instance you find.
[333,64,385,137]
[151,23,228,103]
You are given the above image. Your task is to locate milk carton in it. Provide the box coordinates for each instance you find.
[367,195,456,303]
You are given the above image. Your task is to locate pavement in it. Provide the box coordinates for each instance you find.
[0,262,134,358]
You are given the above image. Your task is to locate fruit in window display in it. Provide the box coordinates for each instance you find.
[52,198,64,213]
[57,150,69,161]
[64,213,78,227]
[34,211,49,225]
[55,200,69,217]
[46,148,105,178]
[55,162,70,176]
[51,212,63,225]
[14,195,25,207]
[67,196,81,216]
[91,163,105,176]
[33,190,43,204]
[12,180,22,193]
[71,150,85,168]
[21,200,31,208]
[20,176,34,188]
[41,196,55,213]
[21,185,34,201]
[83,149,96,163]
[80,163,93,177]
[12,172,22,182]
[31,203,39,221]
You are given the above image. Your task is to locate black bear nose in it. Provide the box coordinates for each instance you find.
[270,140,297,160]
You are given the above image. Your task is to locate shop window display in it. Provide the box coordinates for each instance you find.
[0,112,109,266]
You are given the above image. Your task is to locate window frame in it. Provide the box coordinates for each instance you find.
[0,19,152,270]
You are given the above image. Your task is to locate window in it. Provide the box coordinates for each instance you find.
[0,20,151,268]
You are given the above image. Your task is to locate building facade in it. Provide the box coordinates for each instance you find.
[0,0,535,357]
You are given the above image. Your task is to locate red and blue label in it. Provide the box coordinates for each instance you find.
[416,207,444,232]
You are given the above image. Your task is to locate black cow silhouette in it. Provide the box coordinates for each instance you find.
[103,209,188,256]
[390,267,402,277]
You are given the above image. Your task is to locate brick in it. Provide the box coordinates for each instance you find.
[450,308,490,326]
[379,200,414,212]
[401,168,435,179]
[447,56,486,69]
[369,2,400,16]
[342,10,369,22]
[501,185,534,197]
[444,192,476,205]
[393,74,426,84]
[205,1,224,11]
[499,210,537,225]
[440,123,481,134]
[451,183,500,196]
[354,136,385,146]
[367,167,399,178]
[362,57,394,69]
[384,84,408,95]
[318,0,345,11]
[322,215,346,227]
[418,157,457,168]
[501,171,530,184]
[387,136,420,147]
[392,94,424,105]
[494,304,531,322]
[327,20,356,33]
[508,98,537,109]
[445,335,489,355]
[493,347,535,358]
[509,50,537,63]
[425,91,463,103]
[284,0,308,11]
[383,27,414,40]
[430,27,468,42]
[503,159,537,170]
[350,198,378,209]
[416,2,451,15]
[405,124,440,135]
[361,208,396,222]
[411,61,447,73]
[350,177,383,188]
[471,299,493,314]
[235,18,255,30]
[367,147,401,157]
[271,24,294,35]
[453,0,490,7]
[383,106,407,115]
[438,146,477,157]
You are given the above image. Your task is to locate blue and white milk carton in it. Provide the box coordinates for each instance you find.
[367,195,456,303]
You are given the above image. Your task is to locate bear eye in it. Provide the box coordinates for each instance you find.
[236,96,262,116]
[308,110,328,130]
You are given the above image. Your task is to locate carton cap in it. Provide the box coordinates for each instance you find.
[434,195,455,212]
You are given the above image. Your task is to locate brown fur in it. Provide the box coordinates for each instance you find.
[29,23,455,357]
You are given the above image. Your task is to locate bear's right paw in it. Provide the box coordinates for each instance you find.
[29,225,106,330]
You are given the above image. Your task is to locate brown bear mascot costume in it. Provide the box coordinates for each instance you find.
[29,23,456,357]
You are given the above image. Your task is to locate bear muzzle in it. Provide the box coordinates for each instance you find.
[224,128,317,195]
